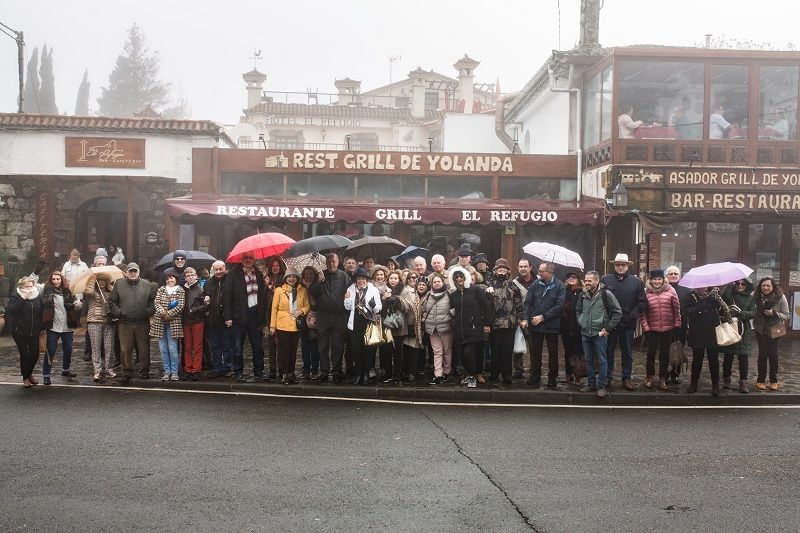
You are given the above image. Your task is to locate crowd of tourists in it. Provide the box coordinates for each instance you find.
[5,245,789,397]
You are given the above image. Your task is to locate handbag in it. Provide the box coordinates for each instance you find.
[669,340,689,367]
[365,318,386,346]
[768,321,786,339]
[305,310,317,330]
[715,319,742,347]
[382,326,394,344]
[384,311,404,330]
[513,327,526,354]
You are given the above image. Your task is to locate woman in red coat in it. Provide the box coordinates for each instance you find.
[640,269,681,390]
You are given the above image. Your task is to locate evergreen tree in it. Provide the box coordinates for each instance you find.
[74,69,91,115]
[22,47,40,113]
[97,24,170,117]
[38,44,58,114]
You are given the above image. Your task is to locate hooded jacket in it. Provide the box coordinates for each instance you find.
[640,281,681,333]
[721,280,756,355]
[449,284,490,344]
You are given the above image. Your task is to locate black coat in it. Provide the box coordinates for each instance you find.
[7,291,44,337]
[449,285,490,344]
[601,272,647,330]
[561,286,582,337]
[223,265,267,325]
[41,286,80,330]
[309,269,349,315]
[685,288,731,350]
[523,278,567,334]
[182,281,208,325]
[203,275,228,329]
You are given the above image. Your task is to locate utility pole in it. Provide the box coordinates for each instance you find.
[0,21,24,113]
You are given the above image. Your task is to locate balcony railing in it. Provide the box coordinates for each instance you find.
[237,140,437,152]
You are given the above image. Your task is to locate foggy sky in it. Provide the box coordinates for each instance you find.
[1,0,798,125]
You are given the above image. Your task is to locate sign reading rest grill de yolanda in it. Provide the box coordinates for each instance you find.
[265,151,514,174]
[65,137,145,168]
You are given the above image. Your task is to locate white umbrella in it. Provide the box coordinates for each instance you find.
[522,241,584,269]
[284,252,327,274]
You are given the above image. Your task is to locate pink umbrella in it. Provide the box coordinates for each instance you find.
[678,262,754,289]
[227,233,295,263]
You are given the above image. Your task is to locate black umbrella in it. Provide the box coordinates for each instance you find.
[283,235,354,258]
[395,246,430,268]
[155,250,217,270]
[346,236,406,262]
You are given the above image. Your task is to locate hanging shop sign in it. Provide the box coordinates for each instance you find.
[35,186,54,259]
[65,137,145,168]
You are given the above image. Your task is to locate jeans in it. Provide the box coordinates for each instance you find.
[159,328,180,375]
[207,325,234,373]
[44,330,74,377]
[582,335,608,389]
[300,334,320,374]
[607,328,634,381]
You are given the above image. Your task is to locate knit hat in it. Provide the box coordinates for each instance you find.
[173,250,188,260]
[457,243,473,257]
[353,267,370,280]
[95,247,108,258]
[648,269,665,279]
[473,253,489,265]
[493,258,510,272]
[284,267,300,280]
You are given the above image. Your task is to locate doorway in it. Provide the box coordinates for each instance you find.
[77,197,135,257]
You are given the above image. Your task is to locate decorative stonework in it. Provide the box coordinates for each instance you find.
[757,147,775,164]
[708,146,726,163]
[732,146,749,163]
[653,144,675,162]
[680,145,702,162]
[625,144,648,161]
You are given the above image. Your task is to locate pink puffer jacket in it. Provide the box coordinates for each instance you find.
[640,282,681,332]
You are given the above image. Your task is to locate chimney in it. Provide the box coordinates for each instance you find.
[578,0,601,49]
[409,67,427,118]
[454,54,480,115]
[242,68,267,109]
[334,78,361,106]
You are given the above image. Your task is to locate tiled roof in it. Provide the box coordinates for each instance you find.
[245,102,444,122]
[0,112,233,142]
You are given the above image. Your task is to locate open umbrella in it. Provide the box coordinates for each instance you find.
[522,241,584,270]
[283,235,354,258]
[395,246,430,268]
[346,236,405,262]
[679,262,754,289]
[284,252,328,274]
[70,265,125,294]
[155,250,217,270]
[227,233,295,263]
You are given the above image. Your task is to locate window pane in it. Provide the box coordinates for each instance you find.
[286,174,354,198]
[600,67,613,141]
[618,61,704,140]
[759,66,798,140]
[220,172,284,196]
[356,175,425,198]
[658,222,697,272]
[583,72,601,147]
[706,222,740,263]
[747,224,781,284]
[427,176,492,199]
[499,178,575,201]
[710,65,750,139]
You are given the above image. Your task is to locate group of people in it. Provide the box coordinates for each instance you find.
[5,244,790,398]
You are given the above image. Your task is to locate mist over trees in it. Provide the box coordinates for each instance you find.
[74,69,90,115]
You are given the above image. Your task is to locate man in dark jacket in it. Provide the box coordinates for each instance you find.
[522,261,567,388]
[108,262,156,382]
[224,254,267,382]
[511,258,536,378]
[204,260,232,377]
[601,253,647,390]
[309,253,350,382]
[666,265,692,383]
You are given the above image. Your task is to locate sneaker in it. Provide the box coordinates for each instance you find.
[596,388,607,398]
[429,376,442,385]
[170,374,179,381]
[162,374,171,382]
[93,372,101,382]
[512,370,524,380]
[105,368,116,378]
[467,376,477,388]
[460,376,470,385]
[61,369,77,377]
[43,376,51,385]
[579,385,597,393]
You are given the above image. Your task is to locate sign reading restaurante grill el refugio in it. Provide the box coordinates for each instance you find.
[65,137,145,168]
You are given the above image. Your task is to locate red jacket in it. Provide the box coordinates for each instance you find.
[640,282,681,332]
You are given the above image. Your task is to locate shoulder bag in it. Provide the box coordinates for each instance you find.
[769,321,787,339]
[715,318,742,347]
[365,317,386,346]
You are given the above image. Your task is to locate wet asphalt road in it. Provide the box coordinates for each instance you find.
[1,385,799,532]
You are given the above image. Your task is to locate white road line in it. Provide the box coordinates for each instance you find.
[3,381,800,409]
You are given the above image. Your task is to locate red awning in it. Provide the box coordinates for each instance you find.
[165,195,608,226]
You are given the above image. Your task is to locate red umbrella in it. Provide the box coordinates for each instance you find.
[227,233,295,263]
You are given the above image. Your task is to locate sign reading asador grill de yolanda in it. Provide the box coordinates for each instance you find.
[65,137,145,168]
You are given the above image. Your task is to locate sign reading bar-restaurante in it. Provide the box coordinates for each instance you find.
[265,151,514,174]
[65,137,145,168]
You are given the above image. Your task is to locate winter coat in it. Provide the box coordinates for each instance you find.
[561,286,582,337]
[203,275,228,329]
[149,286,185,339]
[685,288,731,350]
[182,281,208,325]
[381,285,411,337]
[160,265,187,287]
[523,277,567,334]
[402,286,425,349]
[270,283,310,332]
[41,286,80,331]
[449,285,490,344]
[108,278,156,324]
[488,277,523,330]
[752,288,790,337]
[344,282,382,331]
[7,288,44,337]
[721,282,756,355]
[423,290,452,335]
[640,282,681,333]
[85,283,113,324]
[576,284,622,337]
[670,281,692,341]
[309,269,349,315]
[224,265,267,325]
[601,272,647,331]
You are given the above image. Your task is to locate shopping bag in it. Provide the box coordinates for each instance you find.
[715,320,741,347]
[365,319,386,346]
[513,327,526,354]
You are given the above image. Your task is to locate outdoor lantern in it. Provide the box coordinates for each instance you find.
[612,183,628,208]
[345,134,351,150]
[427,136,434,152]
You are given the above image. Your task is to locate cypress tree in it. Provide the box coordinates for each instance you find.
[22,47,40,113]
[74,69,91,115]
[38,44,59,114]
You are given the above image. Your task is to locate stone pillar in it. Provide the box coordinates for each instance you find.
[454,55,480,115]
[242,69,266,109]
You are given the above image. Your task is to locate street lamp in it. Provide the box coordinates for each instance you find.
[258,133,267,149]
[612,183,628,208]
[345,134,351,150]
[320,127,326,142]
[427,136,433,152]
[0,21,24,113]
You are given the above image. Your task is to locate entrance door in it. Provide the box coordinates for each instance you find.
[77,197,134,256]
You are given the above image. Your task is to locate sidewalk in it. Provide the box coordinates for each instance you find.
[1,333,798,405]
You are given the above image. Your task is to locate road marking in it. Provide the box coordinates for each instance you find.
[3,381,800,409]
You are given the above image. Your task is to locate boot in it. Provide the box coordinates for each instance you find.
[711,380,720,397]
[687,380,698,394]
[659,377,668,391]
[739,380,749,394]
[722,376,731,390]
[645,375,654,389]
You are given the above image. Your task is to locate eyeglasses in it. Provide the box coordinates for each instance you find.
[734,281,747,286]
[174,258,186,262]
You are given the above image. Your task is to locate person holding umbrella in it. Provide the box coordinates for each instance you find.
[160,250,189,286]
[84,273,117,382]
[685,285,731,396]
[522,262,566,388]
[640,269,681,391]
[344,267,382,385]
[270,268,310,385]
[752,276,789,391]
[721,278,755,393]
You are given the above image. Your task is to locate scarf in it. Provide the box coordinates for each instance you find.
[17,285,40,300]
[413,292,426,344]
[165,285,179,296]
